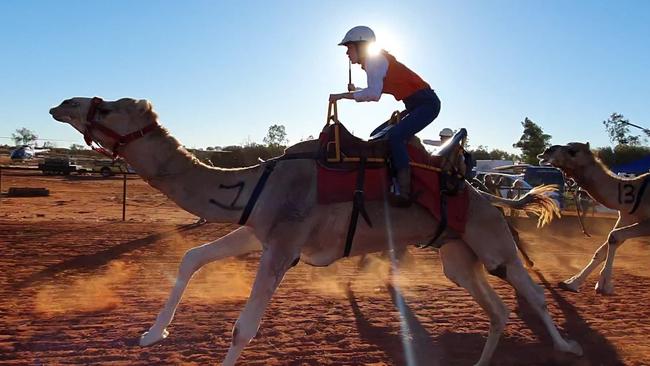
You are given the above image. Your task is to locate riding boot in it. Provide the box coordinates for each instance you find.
[390,167,412,207]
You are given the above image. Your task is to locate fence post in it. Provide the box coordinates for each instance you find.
[122,173,127,221]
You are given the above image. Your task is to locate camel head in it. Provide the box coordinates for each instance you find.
[537,142,594,175]
[50,97,157,152]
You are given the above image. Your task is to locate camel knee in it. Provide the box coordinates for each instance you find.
[443,262,473,287]
[607,232,623,246]
[179,247,206,277]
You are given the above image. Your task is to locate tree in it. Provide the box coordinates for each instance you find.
[69,143,86,151]
[595,145,650,169]
[602,113,645,146]
[11,128,38,146]
[42,141,56,148]
[468,145,519,162]
[513,118,552,165]
[263,124,288,147]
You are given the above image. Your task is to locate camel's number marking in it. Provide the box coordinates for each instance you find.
[618,183,636,204]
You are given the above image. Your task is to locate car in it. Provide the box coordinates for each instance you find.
[92,160,133,177]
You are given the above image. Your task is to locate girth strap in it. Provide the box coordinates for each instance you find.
[344,156,373,257]
[237,152,321,226]
[239,160,277,225]
[418,173,450,249]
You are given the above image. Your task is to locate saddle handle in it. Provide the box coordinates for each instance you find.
[326,101,340,126]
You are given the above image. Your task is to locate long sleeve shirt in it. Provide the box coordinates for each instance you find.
[353,54,389,102]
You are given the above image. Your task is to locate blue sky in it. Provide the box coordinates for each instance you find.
[0,0,648,153]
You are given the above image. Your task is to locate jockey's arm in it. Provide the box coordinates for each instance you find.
[330,54,388,103]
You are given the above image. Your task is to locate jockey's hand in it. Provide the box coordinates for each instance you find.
[347,83,356,92]
[329,93,342,102]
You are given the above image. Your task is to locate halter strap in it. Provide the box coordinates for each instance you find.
[83,97,159,159]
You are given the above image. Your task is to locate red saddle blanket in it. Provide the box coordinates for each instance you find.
[317,147,470,233]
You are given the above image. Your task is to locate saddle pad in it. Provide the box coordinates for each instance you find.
[317,156,469,233]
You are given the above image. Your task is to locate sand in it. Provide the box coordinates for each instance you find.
[1,169,649,365]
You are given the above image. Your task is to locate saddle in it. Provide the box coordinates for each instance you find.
[238,102,471,258]
[318,101,469,182]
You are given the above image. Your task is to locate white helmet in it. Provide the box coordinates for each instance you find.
[338,26,376,46]
[439,128,454,137]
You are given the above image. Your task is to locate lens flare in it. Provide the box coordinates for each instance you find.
[382,193,416,366]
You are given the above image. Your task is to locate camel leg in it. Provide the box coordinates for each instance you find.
[440,240,509,366]
[559,242,608,292]
[596,220,650,295]
[222,232,302,366]
[560,216,627,292]
[504,258,583,356]
[140,227,261,346]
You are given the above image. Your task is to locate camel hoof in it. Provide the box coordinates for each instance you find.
[556,339,583,357]
[595,285,614,296]
[566,339,583,356]
[558,281,579,293]
[140,328,169,346]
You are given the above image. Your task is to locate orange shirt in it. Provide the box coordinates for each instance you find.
[381,51,430,101]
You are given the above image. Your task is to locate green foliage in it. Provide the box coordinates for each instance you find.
[11,128,38,146]
[595,144,650,168]
[263,124,288,147]
[468,145,519,161]
[512,117,552,165]
[602,113,646,146]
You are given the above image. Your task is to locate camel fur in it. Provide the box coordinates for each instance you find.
[539,142,650,295]
[50,97,582,366]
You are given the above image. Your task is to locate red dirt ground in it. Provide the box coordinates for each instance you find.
[1,169,649,365]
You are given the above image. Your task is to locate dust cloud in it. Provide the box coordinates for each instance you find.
[33,260,132,316]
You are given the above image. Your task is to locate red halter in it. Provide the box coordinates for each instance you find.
[83,97,159,159]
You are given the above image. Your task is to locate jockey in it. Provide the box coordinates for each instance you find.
[329,25,441,206]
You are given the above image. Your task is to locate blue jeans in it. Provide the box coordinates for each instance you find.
[387,88,441,170]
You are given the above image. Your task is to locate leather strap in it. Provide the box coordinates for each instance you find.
[344,156,372,257]
[238,160,277,225]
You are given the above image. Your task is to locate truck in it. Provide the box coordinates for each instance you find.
[38,157,86,175]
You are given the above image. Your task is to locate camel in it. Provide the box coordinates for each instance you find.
[539,142,650,295]
[49,97,582,366]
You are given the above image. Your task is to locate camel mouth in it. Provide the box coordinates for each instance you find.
[49,108,72,123]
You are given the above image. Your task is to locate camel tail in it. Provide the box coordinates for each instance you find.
[479,184,561,228]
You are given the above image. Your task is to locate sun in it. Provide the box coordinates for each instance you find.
[367,27,403,57]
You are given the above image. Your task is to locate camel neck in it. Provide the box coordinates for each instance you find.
[570,161,622,210]
[121,130,263,224]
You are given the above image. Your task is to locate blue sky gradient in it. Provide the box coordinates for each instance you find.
[0,0,648,152]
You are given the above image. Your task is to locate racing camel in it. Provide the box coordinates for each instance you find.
[50,97,582,366]
[539,142,650,295]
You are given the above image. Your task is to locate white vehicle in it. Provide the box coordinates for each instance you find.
[9,145,50,160]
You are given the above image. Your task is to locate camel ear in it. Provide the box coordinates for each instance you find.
[585,142,590,150]
[135,99,152,115]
